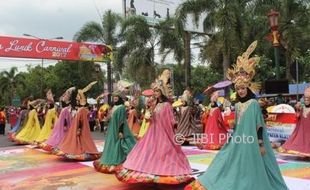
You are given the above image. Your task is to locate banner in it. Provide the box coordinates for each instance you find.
[266,113,296,141]
[0,35,112,61]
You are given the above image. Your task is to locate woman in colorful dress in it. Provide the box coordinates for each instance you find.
[185,41,288,190]
[127,100,141,138]
[176,90,201,144]
[40,87,75,152]
[278,87,310,157]
[93,92,136,173]
[35,90,58,143]
[55,82,100,161]
[8,105,28,141]
[197,91,228,150]
[137,92,155,139]
[14,100,43,144]
[116,69,193,184]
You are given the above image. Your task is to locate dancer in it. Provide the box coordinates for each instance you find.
[127,99,141,137]
[8,102,29,141]
[116,69,193,184]
[93,92,136,173]
[278,87,310,157]
[40,87,75,152]
[55,82,100,161]
[14,100,43,144]
[35,90,58,143]
[197,91,228,150]
[185,41,288,190]
[138,96,155,139]
[176,90,201,143]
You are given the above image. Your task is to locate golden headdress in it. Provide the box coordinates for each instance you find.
[77,81,97,106]
[29,99,46,109]
[60,87,76,104]
[226,41,261,93]
[151,69,173,98]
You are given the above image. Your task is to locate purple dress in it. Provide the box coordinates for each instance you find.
[40,107,72,152]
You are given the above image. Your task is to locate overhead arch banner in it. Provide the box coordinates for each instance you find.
[0,35,112,61]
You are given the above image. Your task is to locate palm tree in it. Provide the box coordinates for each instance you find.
[74,10,122,103]
[249,0,310,81]
[175,0,248,80]
[0,67,26,105]
[115,15,157,88]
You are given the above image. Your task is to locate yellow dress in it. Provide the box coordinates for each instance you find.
[15,109,41,144]
[36,108,58,143]
[137,110,151,139]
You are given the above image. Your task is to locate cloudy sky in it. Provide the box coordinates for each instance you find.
[0,0,123,71]
[0,0,202,72]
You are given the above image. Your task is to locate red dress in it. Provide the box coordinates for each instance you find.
[199,107,228,150]
[280,107,310,157]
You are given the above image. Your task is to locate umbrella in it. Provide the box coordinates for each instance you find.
[142,89,154,96]
[213,80,232,89]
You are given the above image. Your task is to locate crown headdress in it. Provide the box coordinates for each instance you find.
[77,81,97,106]
[226,41,261,93]
[60,87,76,104]
[151,69,173,98]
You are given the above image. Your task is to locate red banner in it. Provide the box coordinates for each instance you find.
[0,35,112,61]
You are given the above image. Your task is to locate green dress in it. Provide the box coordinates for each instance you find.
[93,105,136,173]
[187,99,288,190]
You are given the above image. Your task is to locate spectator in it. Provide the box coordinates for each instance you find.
[0,107,6,135]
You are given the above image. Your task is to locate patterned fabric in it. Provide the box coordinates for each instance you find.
[93,160,121,173]
[115,167,194,184]
[39,143,54,152]
[54,149,100,161]
[184,180,207,190]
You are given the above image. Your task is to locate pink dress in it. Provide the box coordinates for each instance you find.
[280,107,310,156]
[116,102,193,184]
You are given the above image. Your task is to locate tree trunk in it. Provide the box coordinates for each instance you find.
[183,31,191,88]
[107,60,112,105]
[222,52,231,80]
[285,50,293,82]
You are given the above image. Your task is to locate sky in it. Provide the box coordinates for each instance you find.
[0,0,203,72]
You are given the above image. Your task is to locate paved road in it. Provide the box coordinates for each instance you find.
[0,124,105,148]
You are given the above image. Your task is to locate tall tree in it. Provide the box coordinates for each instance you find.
[74,10,122,102]
[115,15,157,89]
[0,67,25,105]
[175,0,247,79]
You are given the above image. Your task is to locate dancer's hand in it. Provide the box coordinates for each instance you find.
[118,132,124,139]
[260,146,266,156]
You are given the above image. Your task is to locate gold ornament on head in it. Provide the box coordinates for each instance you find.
[151,69,173,98]
[226,41,261,93]
[77,81,97,106]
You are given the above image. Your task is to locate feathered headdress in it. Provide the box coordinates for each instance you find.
[29,99,46,109]
[226,41,261,93]
[60,87,76,104]
[77,81,97,106]
[151,69,173,98]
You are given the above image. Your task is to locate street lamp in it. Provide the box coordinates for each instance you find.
[22,33,63,97]
[267,9,280,79]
